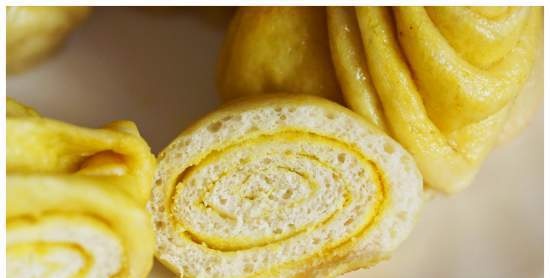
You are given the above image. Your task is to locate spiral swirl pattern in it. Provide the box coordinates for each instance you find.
[7,98,156,278]
[327,7,542,193]
[151,95,422,277]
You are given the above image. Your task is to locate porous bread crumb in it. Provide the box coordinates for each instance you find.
[7,215,124,278]
[150,94,423,277]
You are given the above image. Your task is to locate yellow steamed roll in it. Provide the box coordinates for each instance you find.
[327,7,542,193]
[217,7,341,101]
[7,6,91,74]
[150,95,423,277]
[217,6,543,194]
[7,98,156,278]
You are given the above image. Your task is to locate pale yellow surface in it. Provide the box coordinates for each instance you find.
[7,6,91,74]
[7,99,156,277]
[6,7,543,278]
[217,7,341,102]
[329,7,542,194]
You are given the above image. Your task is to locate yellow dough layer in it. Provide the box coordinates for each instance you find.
[328,7,542,193]
[7,6,91,74]
[217,7,543,194]
[150,94,423,277]
[7,98,156,278]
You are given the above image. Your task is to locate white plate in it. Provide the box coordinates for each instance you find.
[7,7,543,278]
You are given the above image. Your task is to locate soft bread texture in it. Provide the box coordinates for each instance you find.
[150,94,423,277]
[7,98,156,278]
[217,7,543,194]
[7,6,91,74]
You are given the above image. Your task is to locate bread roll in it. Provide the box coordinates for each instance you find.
[7,6,91,74]
[217,7,341,101]
[327,7,542,193]
[150,95,422,277]
[7,98,156,278]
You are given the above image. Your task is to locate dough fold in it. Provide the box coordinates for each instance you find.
[328,7,541,193]
[7,98,156,278]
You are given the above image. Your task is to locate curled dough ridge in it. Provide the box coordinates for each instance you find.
[327,6,542,193]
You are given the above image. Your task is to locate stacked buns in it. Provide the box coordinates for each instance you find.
[5,6,542,278]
